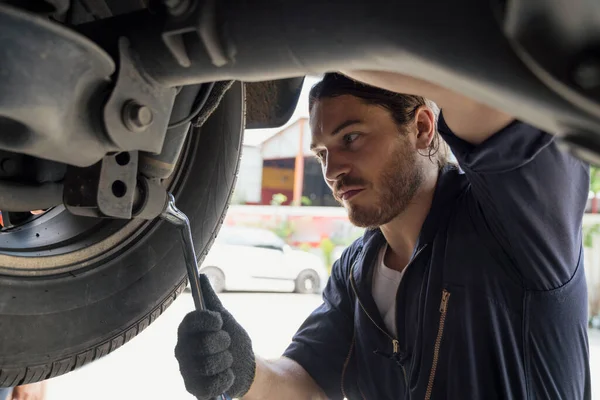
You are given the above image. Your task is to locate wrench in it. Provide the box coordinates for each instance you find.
[161,193,232,400]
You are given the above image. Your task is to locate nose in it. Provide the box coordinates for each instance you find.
[323,151,351,183]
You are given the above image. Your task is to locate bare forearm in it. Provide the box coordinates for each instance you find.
[342,70,513,145]
[342,70,447,101]
[243,356,327,400]
[11,381,47,400]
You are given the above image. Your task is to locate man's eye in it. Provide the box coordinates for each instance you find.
[343,133,360,145]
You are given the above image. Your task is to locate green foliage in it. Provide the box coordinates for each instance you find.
[320,237,336,275]
[591,167,600,194]
[270,193,288,206]
[584,223,600,248]
[272,219,294,240]
[301,196,312,206]
[299,243,312,252]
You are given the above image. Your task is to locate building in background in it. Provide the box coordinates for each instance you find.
[232,144,263,204]
[234,117,337,207]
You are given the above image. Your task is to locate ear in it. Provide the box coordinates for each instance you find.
[414,106,436,151]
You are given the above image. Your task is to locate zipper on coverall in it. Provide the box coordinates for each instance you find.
[424,289,451,400]
[349,244,428,388]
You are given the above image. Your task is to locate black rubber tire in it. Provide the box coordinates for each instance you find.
[294,270,321,294]
[0,82,245,387]
[200,267,226,293]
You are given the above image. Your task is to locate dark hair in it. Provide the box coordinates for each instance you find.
[309,73,448,167]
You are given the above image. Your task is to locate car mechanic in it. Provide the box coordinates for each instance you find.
[174,72,591,399]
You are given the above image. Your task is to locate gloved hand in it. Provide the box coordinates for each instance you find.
[175,274,256,400]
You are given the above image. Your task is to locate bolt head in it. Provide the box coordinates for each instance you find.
[135,105,153,126]
[122,101,153,133]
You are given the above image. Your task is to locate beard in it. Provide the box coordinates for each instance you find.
[334,142,424,228]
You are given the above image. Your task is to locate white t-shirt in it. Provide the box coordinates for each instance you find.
[371,244,406,337]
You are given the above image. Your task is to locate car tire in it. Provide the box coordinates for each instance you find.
[0,82,244,387]
[201,267,226,293]
[294,270,321,294]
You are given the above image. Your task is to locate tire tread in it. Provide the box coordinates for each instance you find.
[0,278,188,387]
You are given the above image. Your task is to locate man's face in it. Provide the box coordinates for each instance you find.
[310,95,424,228]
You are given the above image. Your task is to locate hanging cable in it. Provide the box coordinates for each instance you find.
[168,82,216,129]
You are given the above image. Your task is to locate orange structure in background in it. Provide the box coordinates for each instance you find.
[292,119,306,205]
[261,165,294,205]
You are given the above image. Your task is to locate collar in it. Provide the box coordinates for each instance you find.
[351,164,467,316]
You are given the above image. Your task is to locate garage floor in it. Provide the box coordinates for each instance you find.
[44,291,600,399]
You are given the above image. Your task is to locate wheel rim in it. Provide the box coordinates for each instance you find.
[205,270,223,291]
[303,276,316,292]
[0,132,196,276]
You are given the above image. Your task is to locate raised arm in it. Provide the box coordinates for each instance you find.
[342,70,513,144]
[343,70,589,290]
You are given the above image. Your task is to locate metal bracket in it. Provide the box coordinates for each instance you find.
[103,37,177,154]
[132,176,168,220]
[161,0,232,68]
[64,151,139,219]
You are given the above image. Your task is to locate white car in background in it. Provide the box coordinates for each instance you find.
[199,226,329,294]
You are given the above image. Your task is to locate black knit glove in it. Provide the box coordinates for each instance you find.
[175,274,256,400]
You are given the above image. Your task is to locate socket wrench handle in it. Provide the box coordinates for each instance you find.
[160,193,232,400]
[161,193,206,310]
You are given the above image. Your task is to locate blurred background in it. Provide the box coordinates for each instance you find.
[39,77,600,399]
